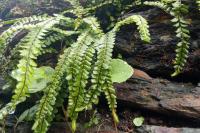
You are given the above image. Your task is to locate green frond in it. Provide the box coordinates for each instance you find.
[40,32,65,48]
[63,0,85,17]
[99,31,118,123]
[144,1,190,76]
[0,18,21,26]
[84,31,118,123]
[114,15,151,43]
[84,1,113,13]
[51,28,80,37]
[66,31,95,132]
[0,18,60,120]
[197,0,200,10]
[39,29,79,55]
[103,74,118,123]
[32,48,71,133]
[170,1,190,76]
[83,17,103,35]
[0,15,51,58]
[144,1,171,12]
[0,28,45,119]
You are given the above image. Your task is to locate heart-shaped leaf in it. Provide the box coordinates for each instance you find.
[110,59,133,83]
[28,66,54,93]
[11,66,55,93]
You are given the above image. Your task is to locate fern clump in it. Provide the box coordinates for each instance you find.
[0,1,151,132]
[0,0,195,132]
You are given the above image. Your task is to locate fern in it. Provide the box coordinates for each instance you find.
[83,13,151,119]
[96,31,118,122]
[114,15,151,43]
[0,18,60,120]
[33,14,139,132]
[197,0,200,10]
[0,0,195,133]
[144,1,171,12]
[144,1,190,76]
[32,48,71,133]
[0,28,45,119]
[0,15,51,58]
[66,31,95,132]
[82,17,103,35]
[170,1,190,76]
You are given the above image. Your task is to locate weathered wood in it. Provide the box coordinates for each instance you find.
[115,78,200,120]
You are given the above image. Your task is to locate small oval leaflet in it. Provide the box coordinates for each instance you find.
[133,116,144,127]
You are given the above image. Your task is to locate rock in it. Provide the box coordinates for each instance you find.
[115,78,200,120]
[9,122,122,133]
[0,0,69,19]
[115,0,200,83]
[136,125,200,133]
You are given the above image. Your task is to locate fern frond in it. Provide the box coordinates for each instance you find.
[103,73,118,123]
[0,29,76,75]
[66,31,95,132]
[99,31,118,123]
[0,28,45,119]
[170,1,190,76]
[32,48,71,133]
[63,0,85,18]
[196,0,200,10]
[0,18,60,120]
[0,15,51,58]
[84,31,118,123]
[0,18,21,27]
[51,28,79,36]
[144,1,190,76]
[84,0,113,13]
[144,1,172,12]
[83,17,103,35]
[114,15,151,43]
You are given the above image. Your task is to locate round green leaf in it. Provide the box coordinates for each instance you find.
[110,59,133,83]
[133,116,144,127]
[28,66,55,93]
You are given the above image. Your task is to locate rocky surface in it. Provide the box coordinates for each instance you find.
[0,0,68,19]
[115,1,200,83]
[137,125,200,133]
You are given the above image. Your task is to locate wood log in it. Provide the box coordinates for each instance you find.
[115,77,200,120]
